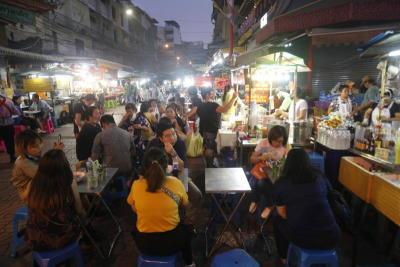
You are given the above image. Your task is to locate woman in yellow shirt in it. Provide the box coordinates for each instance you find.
[127,147,195,266]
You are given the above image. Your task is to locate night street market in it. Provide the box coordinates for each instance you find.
[0,0,400,266]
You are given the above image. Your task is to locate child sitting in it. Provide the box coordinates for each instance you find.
[249,125,288,219]
[11,129,64,201]
[11,130,43,201]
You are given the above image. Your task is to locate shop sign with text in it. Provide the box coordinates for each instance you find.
[0,3,35,24]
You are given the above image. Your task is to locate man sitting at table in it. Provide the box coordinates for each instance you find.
[147,121,202,203]
[31,94,53,132]
[91,114,135,177]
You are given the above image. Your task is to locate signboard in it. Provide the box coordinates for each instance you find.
[260,13,268,29]
[23,78,53,92]
[0,3,35,24]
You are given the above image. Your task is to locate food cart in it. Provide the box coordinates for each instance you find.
[334,32,400,264]
[230,52,311,166]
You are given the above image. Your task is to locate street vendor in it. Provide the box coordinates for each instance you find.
[328,84,353,119]
[363,89,400,126]
[221,85,245,121]
[275,87,308,122]
[353,77,380,118]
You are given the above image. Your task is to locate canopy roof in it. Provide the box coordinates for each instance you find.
[360,31,400,58]
[255,52,310,72]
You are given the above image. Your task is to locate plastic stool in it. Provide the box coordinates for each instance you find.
[32,241,84,267]
[287,243,338,267]
[137,253,181,267]
[102,176,129,200]
[42,118,55,134]
[10,206,28,257]
[211,249,259,267]
[308,152,325,174]
[0,140,6,153]
[14,125,26,136]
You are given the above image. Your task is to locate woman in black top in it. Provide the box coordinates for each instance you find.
[76,106,102,161]
[273,148,341,262]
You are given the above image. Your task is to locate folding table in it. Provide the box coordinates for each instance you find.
[205,167,251,257]
[77,167,121,259]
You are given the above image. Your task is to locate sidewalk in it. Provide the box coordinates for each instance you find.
[0,106,125,266]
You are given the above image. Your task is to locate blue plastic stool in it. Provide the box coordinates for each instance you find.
[308,152,325,174]
[103,176,129,200]
[10,206,28,257]
[211,249,259,267]
[287,244,338,267]
[32,241,84,267]
[137,253,181,267]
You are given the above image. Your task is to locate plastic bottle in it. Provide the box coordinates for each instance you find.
[172,157,179,177]
[395,130,400,164]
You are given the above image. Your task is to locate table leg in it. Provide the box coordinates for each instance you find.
[207,193,246,257]
[390,228,400,259]
[81,195,122,259]
[240,143,243,166]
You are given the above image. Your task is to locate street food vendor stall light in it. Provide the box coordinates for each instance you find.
[183,76,194,87]
[173,79,182,87]
[389,49,400,57]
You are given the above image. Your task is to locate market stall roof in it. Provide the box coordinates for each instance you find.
[255,52,311,72]
[360,31,400,58]
[0,45,62,62]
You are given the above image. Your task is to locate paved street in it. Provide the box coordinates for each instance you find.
[0,107,127,266]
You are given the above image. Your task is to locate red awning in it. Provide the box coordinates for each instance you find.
[1,0,56,13]
[256,0,400,44]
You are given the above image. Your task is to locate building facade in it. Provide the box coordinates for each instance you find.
[212,0,400,96]
[0,0,159,94]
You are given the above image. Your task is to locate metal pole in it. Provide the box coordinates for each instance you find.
[292,66,298,121]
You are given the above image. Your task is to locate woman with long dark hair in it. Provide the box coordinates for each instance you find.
[127,147,195,267]
[26,149,85,251]
[273,148,340,262]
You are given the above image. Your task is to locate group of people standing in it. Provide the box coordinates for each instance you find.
[328,76,400,124]
[0,93,53,164]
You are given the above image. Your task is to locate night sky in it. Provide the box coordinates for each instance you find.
[133,0,213,44]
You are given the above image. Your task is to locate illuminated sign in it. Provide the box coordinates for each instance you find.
[260,13,268,29]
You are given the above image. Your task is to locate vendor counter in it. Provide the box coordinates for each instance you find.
[339,156,400,261]
[339,156,400,224]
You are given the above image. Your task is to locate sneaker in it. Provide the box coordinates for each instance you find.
[261,207,272,219]
[249,202,257,213]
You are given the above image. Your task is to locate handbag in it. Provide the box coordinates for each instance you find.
[185,132,203,157]
[160,186,196,235]
[325,178,352,229]
[250,161,268,180]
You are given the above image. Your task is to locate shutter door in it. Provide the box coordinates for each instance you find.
[312,45,380,97]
